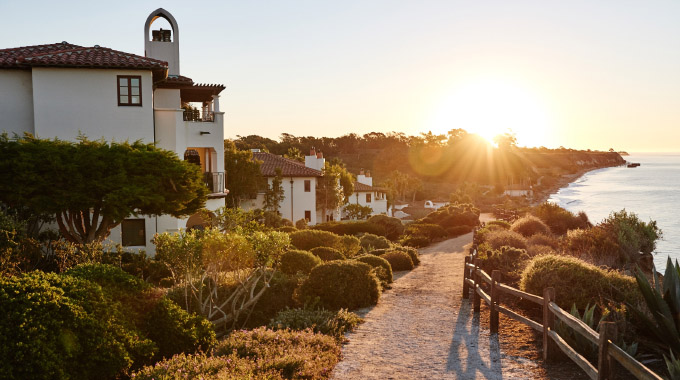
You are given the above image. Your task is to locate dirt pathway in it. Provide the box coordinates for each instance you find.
[331,228,544,379]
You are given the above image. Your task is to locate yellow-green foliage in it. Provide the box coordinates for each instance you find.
[528,233,558,249]
[520,254,641,310]
[479,246,530,284]
[338,235,361,258]
[511,215,551,237]
[380,250,414,271]
[310,247,345,261]
[299,261,381,310]
[279,250,321,275]
[356,255,393,285]
[289,230,341,251]
[532,202,590,235]
[484,229,528,250]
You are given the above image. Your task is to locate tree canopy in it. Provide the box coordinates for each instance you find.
[224,141,262,208]
[0,134,207,244]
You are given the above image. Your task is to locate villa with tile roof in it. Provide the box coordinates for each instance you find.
[0,8,227,253]
[240,149,341,225]
[343,170,389,218]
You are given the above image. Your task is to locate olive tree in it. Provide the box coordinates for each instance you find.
[0,134,207,244]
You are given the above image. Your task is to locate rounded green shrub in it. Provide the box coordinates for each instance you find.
[299,261,380,309]
[392,246,420,266]
[532,202,591,235]
[369,248,389,256]
[360,233,391,251]
[479,246,530,284]
[289,230,341,251]
[338,235,361,258]
[276,226,297,233]
[280,249,321,275]
[313,221,386,237]
[268,308,363,340]
[510,215,551,237]
[380,250,414,271]
[65,262,150,295]
[310,247,345,261]
[144,298,216,360]
[527,244,557,257]
[367,214,405,240]
[485,229,528,250]
[400,235,430,248]
[519,254,641,310]
[356,255,393,284]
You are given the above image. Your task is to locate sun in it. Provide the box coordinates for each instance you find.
[425,78,554,147]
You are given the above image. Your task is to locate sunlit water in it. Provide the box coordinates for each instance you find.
[548,153,680,272]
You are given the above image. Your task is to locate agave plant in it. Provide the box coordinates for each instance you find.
[633,257,680,355]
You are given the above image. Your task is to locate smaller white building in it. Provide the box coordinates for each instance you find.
[343,170,388,218]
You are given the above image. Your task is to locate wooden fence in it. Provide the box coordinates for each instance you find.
[463,245,662,380]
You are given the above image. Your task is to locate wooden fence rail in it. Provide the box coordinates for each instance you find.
[462,243,662,380]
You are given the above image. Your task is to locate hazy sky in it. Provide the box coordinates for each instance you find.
[2,1,679,151]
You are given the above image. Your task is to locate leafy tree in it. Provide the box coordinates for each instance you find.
[494,131,518,149]
[316,163,353,221]
[344,204,373,220]
[263,168,285,213]
[224,140,262,208]
[284,147,304,162]
[0,134,207,244]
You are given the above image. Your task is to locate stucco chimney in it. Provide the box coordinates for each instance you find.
[359,169,365,175]
[317,152,323,158]
[310,147,316,156]
[366,170,371,178]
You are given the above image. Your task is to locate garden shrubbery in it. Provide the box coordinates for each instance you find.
[380,250,414,271]
[528,233,558,249]
[483,229,528,250]
[510,215,551,237]
[356,254,393,285]
[313,221,386,237]
[298,261,380,309]
[338,235,361,258]
[532,202,590,235]
[520,254,642,310]
[479,246,530,284]
[269,308,363,340]
[310,246,345,261]
[446,225,472,237]
[367,214,405,240]
[289,229,340,251]
[391,245,420,266]
[400,235,430,248]
[420,203,480,229]
[279,249,321,275]
[405,223,447,240]
[134,328,341,380]
[360,233,391,251]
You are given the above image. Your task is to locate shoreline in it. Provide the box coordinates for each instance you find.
[530,164,620,206]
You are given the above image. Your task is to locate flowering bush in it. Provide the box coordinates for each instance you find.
[269,308,362,340]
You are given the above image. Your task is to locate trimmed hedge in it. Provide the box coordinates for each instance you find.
[289,230,340,251]
[310,247,345,261]
[280,250,321,275]
[400,235,430,248]
[446,225,472,237]
[338,235,361,258]
[299,261,380,309]
[312,221,386,237]
[520,254,642,310]
[276,226,297,233]
[360,233,391,251]
[356,255,393,285]
[392,246,420,266]
[367,215,405,240]
[380,250,414,271]
[484,229,528,250]
[510,216,551,237]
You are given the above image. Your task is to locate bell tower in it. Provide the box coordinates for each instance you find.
[144,8,180,75]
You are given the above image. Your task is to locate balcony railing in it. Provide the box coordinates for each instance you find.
[204,172,225,194]
[183,109,215,122]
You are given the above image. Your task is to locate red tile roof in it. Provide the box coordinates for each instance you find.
[0,42,168,71]
[353,181,386,192]
[253,152,322,177]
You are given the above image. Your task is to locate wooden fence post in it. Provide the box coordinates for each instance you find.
[490,270,501,334]
[543,287,557,361]
[472,258,481,313]
[463,256,470,299]
[598,322,617,380]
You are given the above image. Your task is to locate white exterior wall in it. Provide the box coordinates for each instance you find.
[0,70,34,136]
[239,177,318,225]
[345,191,388,216]
[31,68,154,142]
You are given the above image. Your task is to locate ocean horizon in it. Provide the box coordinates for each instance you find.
[549,153,680,272]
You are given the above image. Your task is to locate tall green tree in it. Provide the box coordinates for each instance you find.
[0,134,207,244]
[224,140,263,208]
[316,162,353,221]
[263,168,285,213]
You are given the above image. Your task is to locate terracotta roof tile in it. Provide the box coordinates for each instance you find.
[253,152,322,177]
[0,42,167,70]
[353,181,386,192]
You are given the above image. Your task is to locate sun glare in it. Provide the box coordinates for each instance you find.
[426,78,554,147]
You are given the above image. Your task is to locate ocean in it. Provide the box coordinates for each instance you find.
[548,153,680,272]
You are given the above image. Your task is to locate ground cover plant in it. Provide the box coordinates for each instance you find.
[269,307,363,340]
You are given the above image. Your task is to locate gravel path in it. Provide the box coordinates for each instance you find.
[331,230,543,379]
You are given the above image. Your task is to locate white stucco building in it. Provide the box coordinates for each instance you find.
[240,150,328,225]
[0,8,227,253]
[343,170,388,218]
